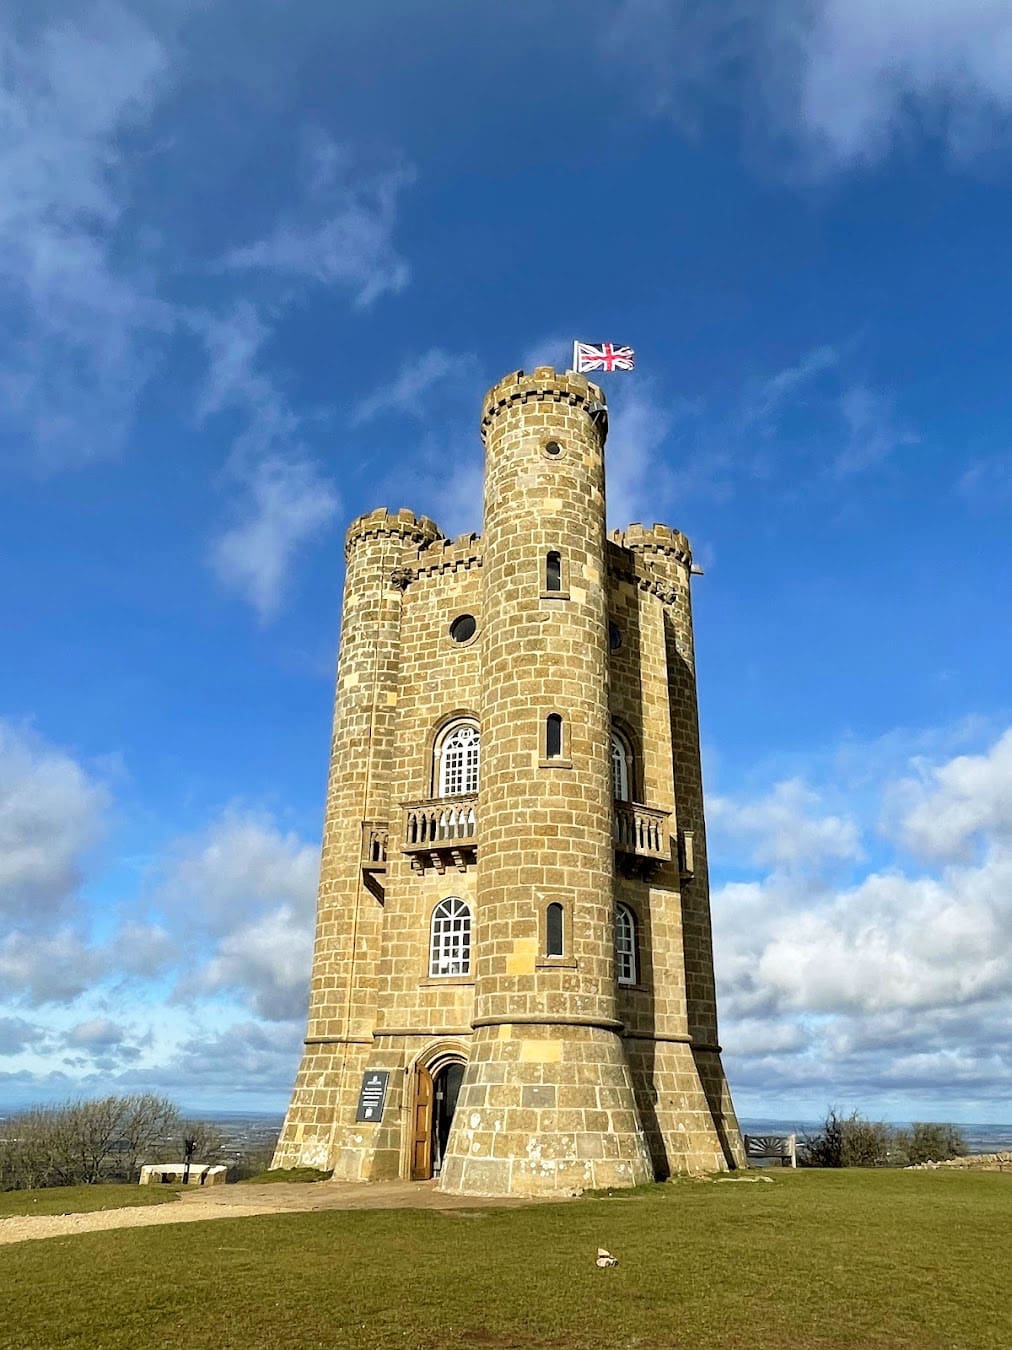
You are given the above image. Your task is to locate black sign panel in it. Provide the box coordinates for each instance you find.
[355,1070,390,1123]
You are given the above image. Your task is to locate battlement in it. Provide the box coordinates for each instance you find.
[345,507,444,559]
[411,531,484,579]
[480,367,606,444]
[610,522,693,566]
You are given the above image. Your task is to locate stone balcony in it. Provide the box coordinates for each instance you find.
[613,801,671,863]
[361,821,389,873]
[402,795,478,873]
[396,795,681,877]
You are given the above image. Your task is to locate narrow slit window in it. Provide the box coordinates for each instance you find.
[545,551,562,592]
[546,903,564,957]
[546,714,563,759]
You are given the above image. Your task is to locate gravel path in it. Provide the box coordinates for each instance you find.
[0,1179,544,1247]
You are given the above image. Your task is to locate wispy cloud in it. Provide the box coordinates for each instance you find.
[222,133,414,308]
[211,456,338,621]
[193,303,339,620]
[0,4,171,469]
[606,0,1012,172]
[835,383,918,475]
[352,347,476,425]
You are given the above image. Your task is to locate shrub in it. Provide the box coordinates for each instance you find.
[801,1109,954,1168]
[894,1122,967,1165]
[0,1096,225,1190]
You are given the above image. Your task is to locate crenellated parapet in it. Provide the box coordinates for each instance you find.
[344,507,444,560]
[480,367,607,444]
[407,531,484,582]
[610,522,693,567]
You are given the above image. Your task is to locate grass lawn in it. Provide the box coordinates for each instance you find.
[1,1170,1010,1349]
[0,1184,181,1219]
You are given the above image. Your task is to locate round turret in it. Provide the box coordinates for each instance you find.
[344,507,443,559]
[439,367,652,1197]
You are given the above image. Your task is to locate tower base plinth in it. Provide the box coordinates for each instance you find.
[438,1022,653,1196]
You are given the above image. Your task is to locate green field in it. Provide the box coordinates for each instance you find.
[0,1184,181,1219]
[2,1170,1010,1349]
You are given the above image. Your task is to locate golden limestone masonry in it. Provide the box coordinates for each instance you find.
[273,367,745,1195]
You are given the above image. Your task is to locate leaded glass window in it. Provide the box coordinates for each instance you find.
[437,723,479,797]
[430,897,472,977]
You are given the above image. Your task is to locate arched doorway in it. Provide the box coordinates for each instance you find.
[410,1052,466,1181]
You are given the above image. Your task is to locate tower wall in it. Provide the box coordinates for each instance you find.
[272,508,441,1174]
[439,369,652,1196]
[613,525,745,1170]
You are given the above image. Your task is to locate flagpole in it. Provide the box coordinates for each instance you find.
[572,340,579,374]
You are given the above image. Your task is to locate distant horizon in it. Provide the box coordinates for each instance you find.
[4,1097,1012,1131]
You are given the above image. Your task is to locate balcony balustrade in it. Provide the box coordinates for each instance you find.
[402,795,477,873]
[361,821,389,873]
[613,801,671,862]
[396,795,674,875]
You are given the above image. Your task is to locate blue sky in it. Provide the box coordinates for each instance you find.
[2,0,1010,1122]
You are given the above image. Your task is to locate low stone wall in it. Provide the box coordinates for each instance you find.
[909,1152,1012,1172]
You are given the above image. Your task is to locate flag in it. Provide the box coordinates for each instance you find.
[573,341,635,374]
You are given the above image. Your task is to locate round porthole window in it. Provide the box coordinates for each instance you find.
[449,613,477,644]
[543,440,563,458]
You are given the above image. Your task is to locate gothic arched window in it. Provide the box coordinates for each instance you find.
[616,903,637,986]
[611,730,633,801]
[429,897,472,977]
[435,721,480,797]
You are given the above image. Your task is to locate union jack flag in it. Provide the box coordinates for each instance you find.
[573,341,635,373]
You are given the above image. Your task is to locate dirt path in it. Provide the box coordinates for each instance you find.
[0,1180,546,1247]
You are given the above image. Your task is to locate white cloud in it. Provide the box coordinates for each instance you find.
[834,383,917,475]
[157,810,317,1021]
[190,906,313,1022]
[744,345,839,429]
[800,0,1012,167]
[222,133,414,308]
[352,348,472,425]
[65,1017,130,1050]
[713,726,1012,1112]
[158,809,319,936]
[710,776,863,871]
[896,729,1012,862]
[0,1016,45,1054]
[519,334,573,373]
[0,929,106,1004]
[607,1,1012,171]
[193,304,340,619]
[0,720,110,922]
[0,4,170,467]
[211,455,339,621]
[605,382,687,529]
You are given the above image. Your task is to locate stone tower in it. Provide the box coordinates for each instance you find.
[272,367,744,1194]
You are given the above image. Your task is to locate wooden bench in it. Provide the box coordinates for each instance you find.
[744,1133,797,1167]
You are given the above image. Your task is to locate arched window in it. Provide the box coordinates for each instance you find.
[436,721,479,797]
[545,551,562,592]
[546,902,564,958]
[616,903,637,986]
[546,714,563,760]
[429,897,472,977]
[611,730,632,801]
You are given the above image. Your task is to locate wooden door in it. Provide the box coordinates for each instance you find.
[410,1066,433,1180]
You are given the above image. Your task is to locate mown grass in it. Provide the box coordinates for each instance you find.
[1,1170,1010,1349]
[0,1184,181,1219]
[242,1166,333,1184]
